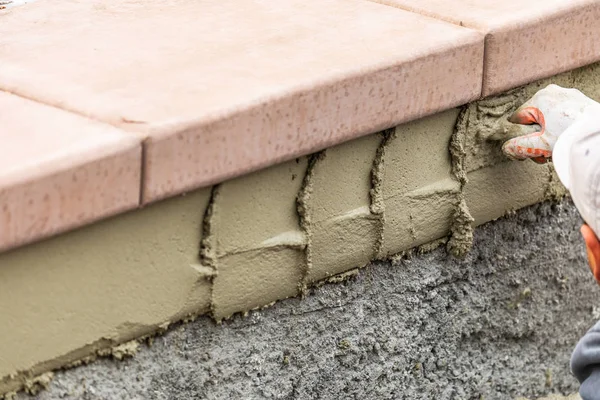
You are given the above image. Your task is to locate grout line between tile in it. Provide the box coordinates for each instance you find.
[479,33,491,99]
[0,87,147,210]
[368,1,457,27]
[366,0,488,99]
[138,141,147,207]
[0,88,118,129]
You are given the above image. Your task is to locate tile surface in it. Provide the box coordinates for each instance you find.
[0,0,483,203]
[0,92,141,252]
[373,0,600,96]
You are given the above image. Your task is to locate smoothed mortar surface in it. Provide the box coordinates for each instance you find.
[18,200,598,400]
[208,158,308,319]
[304,134,381,283]
[0,189,212,392]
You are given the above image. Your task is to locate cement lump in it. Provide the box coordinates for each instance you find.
[369,129,395,259]
[296,152,325,293]
[447,198,475,257]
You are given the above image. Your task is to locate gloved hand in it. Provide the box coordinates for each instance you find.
[502,84,600,164]
[513,86,600,285]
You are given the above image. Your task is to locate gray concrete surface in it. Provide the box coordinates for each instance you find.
[19,199,600,400]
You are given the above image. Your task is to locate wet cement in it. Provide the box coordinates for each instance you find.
[18,198,600,400]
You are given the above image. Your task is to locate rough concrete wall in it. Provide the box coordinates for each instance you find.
[17,200,599,400]
[3,61,600,397]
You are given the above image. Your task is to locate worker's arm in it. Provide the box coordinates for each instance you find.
[571,320,600,400]
[506,86,600,280]
[581,225,600,285]
[567,225,600,400]
[572,227,600,400]
[505,86,600,281]
[508,85,600,399]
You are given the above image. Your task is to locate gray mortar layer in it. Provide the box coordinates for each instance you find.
[17,199,600,400]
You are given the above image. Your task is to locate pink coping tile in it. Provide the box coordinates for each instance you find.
[0,91,141,252]
[371,0,600,96]
[0,0,484,203]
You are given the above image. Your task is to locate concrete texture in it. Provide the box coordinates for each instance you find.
[520,395,581,400]
[464,161,551,226]
[13,199,599,400]
[5,61,600,397]
[202,98,563,324]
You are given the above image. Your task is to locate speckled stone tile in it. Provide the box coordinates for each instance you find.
[371,0,600,96]
[0,0,484,203]
[0,92,141,252]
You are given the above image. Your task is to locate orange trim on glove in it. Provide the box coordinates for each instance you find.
[581,224,600,284]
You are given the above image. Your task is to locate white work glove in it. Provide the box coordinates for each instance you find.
[502,84,600,163]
